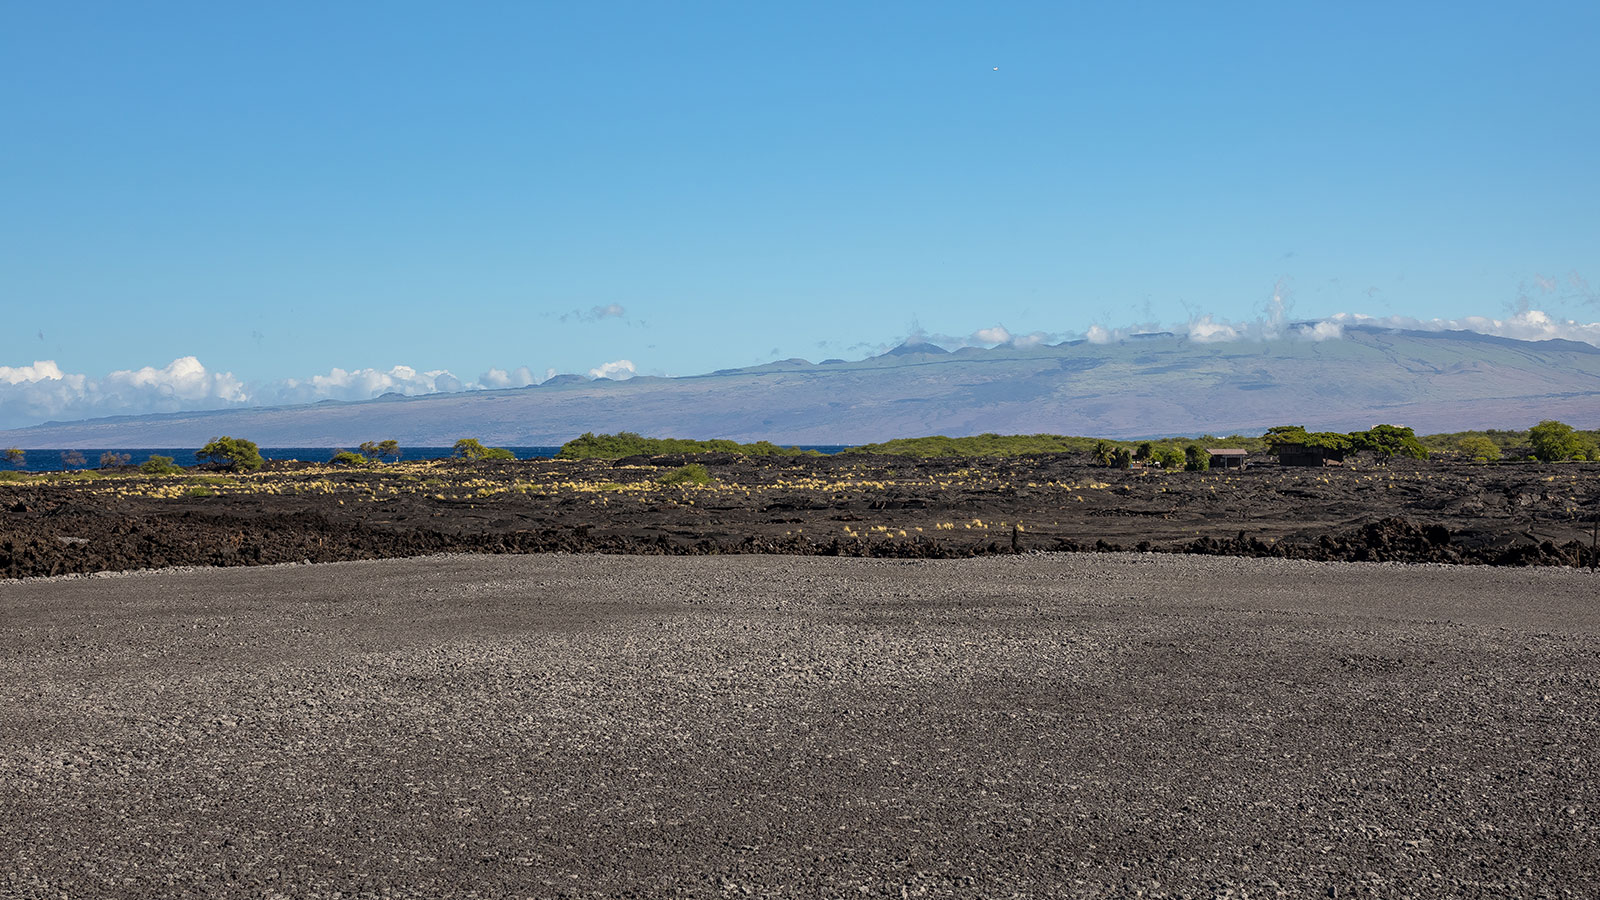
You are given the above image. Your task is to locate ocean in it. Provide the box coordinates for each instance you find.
[2,446,851,473]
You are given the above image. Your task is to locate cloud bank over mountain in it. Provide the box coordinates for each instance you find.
[3,308,1599,430]
[0,358,535,430]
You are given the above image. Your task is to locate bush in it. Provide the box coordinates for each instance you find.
[197,436,265,472]
[840,433,1270,459]
[4,448,23,466]
[1111,448,1133,470]
[1455,435,1500,462]
[60,450,88,468]
[1529,420,1588,462]
[1149,446,1184,470]
[1263,426,1353,452]
[99,451,132,468]
[139,455,182,475]
[558,431,816,460]
[453,438,515,461]
[1350,424,1428,462]
[330,450,369,467]
[657,463,713,486]
[359,439,402,463]
[1184,444,1211,471]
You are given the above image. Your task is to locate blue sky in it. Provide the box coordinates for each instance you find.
[2,2,1598,425]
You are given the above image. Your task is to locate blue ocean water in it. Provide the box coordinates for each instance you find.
[2,446,851,473]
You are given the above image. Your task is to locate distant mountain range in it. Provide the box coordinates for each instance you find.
[3,325,1598,447]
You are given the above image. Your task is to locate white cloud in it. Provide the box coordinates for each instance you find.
[1185,315,1240,343]
[0,356,247,430]
[479,366,539,389]
[265,365,464,404]
[587,359,636,380]
[103,356,248,404]
[1085,324,1117,344]
[1077,306,1597,348]
[1324,308,1600,346]
[971,325,1013,345]
[0,360,81,387]
[1298,320,1345,341]
[0,357,563,429]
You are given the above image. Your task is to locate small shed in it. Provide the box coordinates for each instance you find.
[1275,443,1346,467]
[1207,448,1248,470]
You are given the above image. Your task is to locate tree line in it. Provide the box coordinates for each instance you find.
[3,420,1596,472]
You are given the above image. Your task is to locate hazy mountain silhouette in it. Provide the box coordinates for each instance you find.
[3,326,1597,446]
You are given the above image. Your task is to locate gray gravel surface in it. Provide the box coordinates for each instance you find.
[2,553,1597,898]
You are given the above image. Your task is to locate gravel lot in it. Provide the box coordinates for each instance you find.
[3,554,1596,898]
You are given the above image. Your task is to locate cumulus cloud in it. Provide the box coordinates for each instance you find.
[587,359,636,380]
[0,360,80,387]
[1077,303,1600,348]
[971,325,1013,345]
[1185,315,1241,343]
[560,303,627,323]
[264,364,470,404]
[1301,320,1345,341]
[478,366,539,389]
[1085,323,1157,344]
[0,356,248,430]
[1324,308,1600,346]
[893,323,1070,352]
[0,357,568,430]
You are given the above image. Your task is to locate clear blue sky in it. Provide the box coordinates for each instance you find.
[2,2,1597,420]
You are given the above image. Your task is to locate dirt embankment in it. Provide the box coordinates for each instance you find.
[3,455,1597,578]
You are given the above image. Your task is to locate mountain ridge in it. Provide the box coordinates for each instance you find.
[2,326,1597,447]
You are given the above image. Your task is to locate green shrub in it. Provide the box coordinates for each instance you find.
[197,436,264,472]
[359,439,402,463]
[3,448,23,466]
[1455,435,1500,462]
[1263,426,1353,452]
[330,450,369,467]
[1151,446,1186,470]
[186,485,214,499]
[1184,444,1210,471]
[657,463,713,486]
[139,455,182,475]
[1111,448,1133,470]
[1350,424,1428,462]
[453,438,516,461]
[844,433,1110,458]
[557,431,815,460]
[1530,420,1587,462]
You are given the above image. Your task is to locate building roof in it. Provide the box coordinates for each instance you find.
[1207,448,1249,457]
